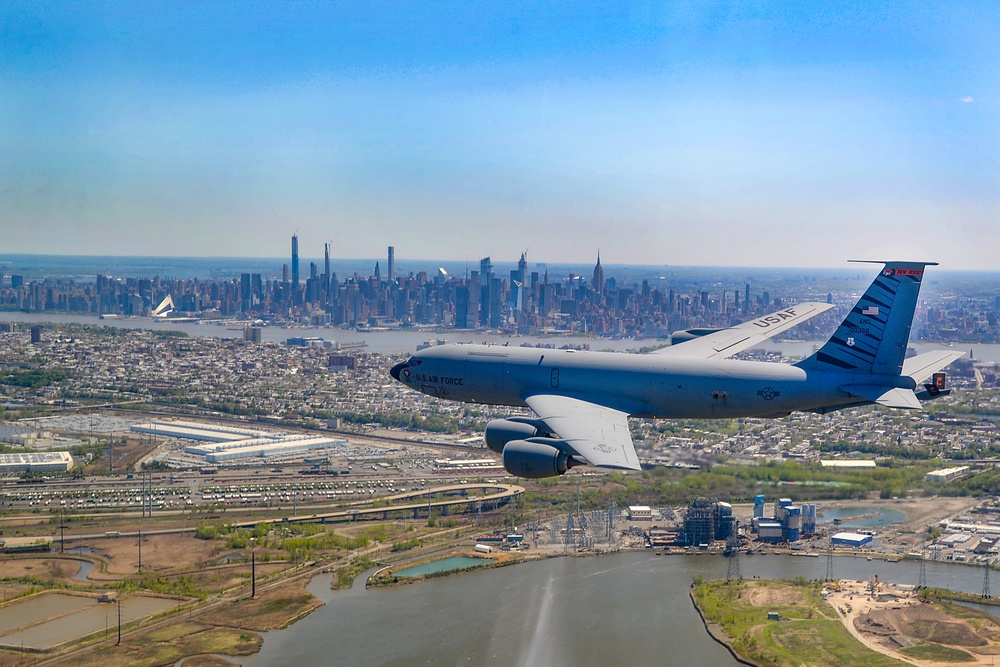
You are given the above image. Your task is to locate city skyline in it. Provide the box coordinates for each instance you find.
[3,3,998,269]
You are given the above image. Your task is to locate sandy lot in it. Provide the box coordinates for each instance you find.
[829,579,1000,667]
[83,533,232,576]
[746,584,811,608]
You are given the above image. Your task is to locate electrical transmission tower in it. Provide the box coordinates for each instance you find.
[984,560,992,598]
[726,534,742,582]
[919,537,927,588]
[826,542,835,581]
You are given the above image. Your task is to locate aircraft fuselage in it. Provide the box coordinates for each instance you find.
[393,344,916,419]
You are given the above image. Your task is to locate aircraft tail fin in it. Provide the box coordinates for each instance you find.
[796,261,935,375]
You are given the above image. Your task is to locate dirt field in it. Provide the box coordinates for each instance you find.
[2,533,294,600]
[859,605,990,646]
[830,579,1000,666]
[745,584,810,608]
[83,533,233,576]
[0,557,93,586]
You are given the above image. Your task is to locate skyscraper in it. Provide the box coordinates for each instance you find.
[324,242,331,293]
[291,234,300,288]
[479,257,493,326]
[593,252,604,296]
[387,246,395,282]
[240,273,252,311]
[251,273,263,302]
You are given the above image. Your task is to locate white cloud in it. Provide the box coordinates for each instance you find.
[960,96,974,103]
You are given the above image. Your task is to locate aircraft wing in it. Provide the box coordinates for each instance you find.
[524,394,641,471]
[655,302,834,360]
[902,350,964,383]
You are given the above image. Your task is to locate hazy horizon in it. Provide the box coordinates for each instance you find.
[0,252,1000,280]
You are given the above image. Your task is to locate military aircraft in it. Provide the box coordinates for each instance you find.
[390,261,962,478]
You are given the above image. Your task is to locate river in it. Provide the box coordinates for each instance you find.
[2,311,997,360]
[241,552,994,667]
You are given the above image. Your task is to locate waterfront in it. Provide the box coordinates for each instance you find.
[2,311,997,359]
[243,552,995,667]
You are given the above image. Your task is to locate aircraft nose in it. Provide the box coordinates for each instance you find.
[390,361,406,382]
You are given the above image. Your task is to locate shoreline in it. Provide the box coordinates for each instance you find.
[692,576,1000,667]
[689,587,760,667]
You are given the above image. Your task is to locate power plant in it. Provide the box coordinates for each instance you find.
[750,495,817,543]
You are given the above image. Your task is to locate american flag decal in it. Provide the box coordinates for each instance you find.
[862,306,879,316]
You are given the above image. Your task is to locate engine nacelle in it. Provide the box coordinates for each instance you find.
[502,439,573,478]
[670,327,723,345]
[485,418,549,454]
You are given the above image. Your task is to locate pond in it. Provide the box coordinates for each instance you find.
[818,506,906,529]
[393,556,491,577]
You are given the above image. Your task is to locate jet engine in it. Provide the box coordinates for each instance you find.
[501,439,574,478]
[669,327,722,345]
[484,418,552,454]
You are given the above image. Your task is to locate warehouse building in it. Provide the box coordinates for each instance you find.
[0,451,73,474]
[925,466,970,483]
[131,420,270,443]
[185,435,346,463]
[831,532,873,548]
[133,420,346,465]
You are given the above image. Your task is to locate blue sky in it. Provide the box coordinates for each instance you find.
[2,2,998,269]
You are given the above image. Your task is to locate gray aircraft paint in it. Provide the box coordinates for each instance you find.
[395,343,910,419]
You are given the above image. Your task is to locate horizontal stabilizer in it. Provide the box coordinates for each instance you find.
[840,385,922,410]
[902,350,964,384]
[915,386,951,402]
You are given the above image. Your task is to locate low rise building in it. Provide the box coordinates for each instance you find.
[926,466,970,482]
[0,451,73,474]
[628,505,652,521]
[831,532,873,548]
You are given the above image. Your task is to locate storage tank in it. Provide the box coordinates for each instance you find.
[786,528,800,542]
[786,507,802,530]
[803,504,816,533]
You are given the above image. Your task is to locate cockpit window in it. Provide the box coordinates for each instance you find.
[407,357,422,367]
